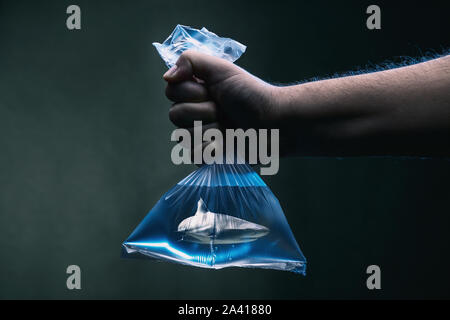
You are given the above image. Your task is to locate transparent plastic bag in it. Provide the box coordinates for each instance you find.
[152,24,247,68]
[123,164,306,274]
[122,25,306,274]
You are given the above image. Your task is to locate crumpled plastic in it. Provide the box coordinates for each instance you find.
[153,24,247,68]
[122,25,306,274]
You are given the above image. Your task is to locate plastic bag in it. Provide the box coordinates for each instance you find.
[122,25,306,274]
[152,24,247,68]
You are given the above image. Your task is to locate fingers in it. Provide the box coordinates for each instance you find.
[163,50,241,84]
[165,79,215,128]
[165,80,209,103]
[169,101,218,128]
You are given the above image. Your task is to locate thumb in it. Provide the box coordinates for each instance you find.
[163,50,241,85]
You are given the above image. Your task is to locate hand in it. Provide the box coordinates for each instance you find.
[163,50,281,131]
[164,51,450,158]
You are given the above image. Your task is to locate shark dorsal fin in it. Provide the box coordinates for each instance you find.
[196,198,208,215]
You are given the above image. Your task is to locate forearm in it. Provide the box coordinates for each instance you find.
[275,55,450,157]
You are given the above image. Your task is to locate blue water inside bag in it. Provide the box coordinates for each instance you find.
[123,164,307,274]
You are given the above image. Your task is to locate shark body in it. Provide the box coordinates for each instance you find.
[177,198,269,244]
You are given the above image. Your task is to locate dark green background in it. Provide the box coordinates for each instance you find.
[0,0,449,299]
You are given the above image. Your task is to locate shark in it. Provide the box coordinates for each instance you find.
[177,198,269,244]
